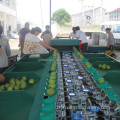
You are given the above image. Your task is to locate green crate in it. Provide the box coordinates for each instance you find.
[51,39,79,46]
[2,72,41,95]
[92,61,120,76]
[0,72,41,120]
[88,57,115,64]
[83,53,106,59]
[20,58,39,62]
[87,46,107,53]
[22,53,51,59]
[7,62,47,77]
[0,91,33,120]
[104,71,120,103]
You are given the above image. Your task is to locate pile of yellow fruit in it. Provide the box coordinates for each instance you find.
[98,64,111,70]
[47,72,57,96]
[85,62,92,68]
[51,61,57,71]
[53,51,57,59]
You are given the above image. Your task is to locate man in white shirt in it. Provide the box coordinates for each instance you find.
[76,26,88,53]
[69,27,76,39]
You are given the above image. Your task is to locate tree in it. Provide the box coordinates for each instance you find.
[52,9,71,26]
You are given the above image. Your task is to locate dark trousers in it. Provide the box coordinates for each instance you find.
[82,43,88,53]
[20,44,25,58]
[108,45,114,52]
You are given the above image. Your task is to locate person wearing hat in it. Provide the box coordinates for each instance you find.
[69,27,76,39]
[23,27,56,54]
[41,25,52,46]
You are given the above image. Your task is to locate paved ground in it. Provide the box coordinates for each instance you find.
[9,39,120,61]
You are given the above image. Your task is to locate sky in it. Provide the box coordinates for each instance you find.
[17,0,120,29]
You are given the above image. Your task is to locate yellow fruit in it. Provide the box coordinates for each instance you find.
[47,88,55,96]
[98,78,104,84]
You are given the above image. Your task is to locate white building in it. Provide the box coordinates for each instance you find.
[0,0,17,35]
[108,8,120,21]
[72,7,108,27]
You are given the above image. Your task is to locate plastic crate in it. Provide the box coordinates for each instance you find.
[92,61,120,76]
[83,53,106,59]
[20,58,39,62]
[8,55,18,67]
[7,62,46,77]
[22,53,51,59]
[88,57,115,64]
[0,72,41,120]
[104,71,120,102]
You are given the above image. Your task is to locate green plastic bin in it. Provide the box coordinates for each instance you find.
[83,53,106,59]
[22,53,51,59]
[88,57,115,64]
[92,61,120,76]
[0,72,41,120]
[7,62,47,77]
[20,58,39,62]
[104,71,120,103]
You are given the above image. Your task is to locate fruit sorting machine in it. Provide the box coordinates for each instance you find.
[0,39,120,120]
[56,50,120,120]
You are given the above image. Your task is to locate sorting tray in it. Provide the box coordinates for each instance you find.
[92,61,120,76]
[0,72,40,120]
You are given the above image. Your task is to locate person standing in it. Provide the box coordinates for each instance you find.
[41,25,52,46]
[76,26,88,53]
[106,28,114,51]
[19,22,30,57]
[69,27,76,39]
[23,27,56,54]
[0,26,11,74]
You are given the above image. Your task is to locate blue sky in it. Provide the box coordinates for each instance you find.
[17,0,120,28]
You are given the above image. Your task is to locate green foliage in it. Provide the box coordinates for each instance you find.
[52,9,71,26]
[61,24,72,27]
[89,25,100,28]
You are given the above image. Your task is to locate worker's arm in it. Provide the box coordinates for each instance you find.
[0,74,5,83]
[39,41,56,51]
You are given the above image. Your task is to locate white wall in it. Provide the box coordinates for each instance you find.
[0,2,16,35]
